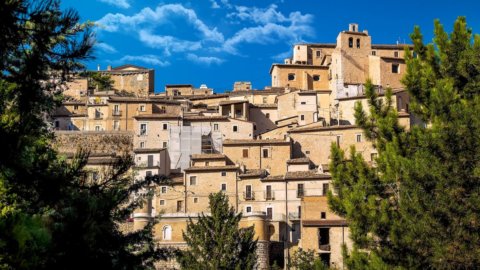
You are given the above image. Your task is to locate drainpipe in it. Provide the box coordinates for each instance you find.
[284,177,289,270]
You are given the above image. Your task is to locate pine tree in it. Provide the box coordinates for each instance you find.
[328,17,480,269]
[288,249,329,270]
[0,0,171,268]
[177,192,257,270]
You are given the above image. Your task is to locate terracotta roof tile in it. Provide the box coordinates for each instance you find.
[190,153,226,160]
[223,139,290,146]
[284,170,331,180]
[184,165,238,172]
[287,158,311,164]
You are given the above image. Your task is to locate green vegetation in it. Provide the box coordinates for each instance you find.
[328,17,480,269]
[177,192,257,270]
[80,71,114,91]
[0,0,169,268]
[288,249,329,270]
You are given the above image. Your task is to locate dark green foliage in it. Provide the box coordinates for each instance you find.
[80,71,114,91]
[177,192,257,270]
[0,0,170,269]
[288,249,329,270]
[328,17,480,269]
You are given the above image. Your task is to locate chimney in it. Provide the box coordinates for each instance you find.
[107,65,112,71]
[349,23,359,32]
[97,64,100,71]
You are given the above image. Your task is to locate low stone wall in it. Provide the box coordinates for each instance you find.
[53,130,133,155]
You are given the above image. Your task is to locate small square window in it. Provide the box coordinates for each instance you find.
[190,176,197,186]
[316,50,321,57]
[321,212,326,219]
[221,171,226,177]
[263,97,267,104]
[301,102,306,105]
[262,148,269,158]
[243,149,249,158]
[246,206,252,213]
[140,142,145,148]
[193,198,198,203]
[392,64,400,74]
[161,186,167,194]
[313,75,320,81]
[356,134,362,143]
[394,51,399,58]
[233,125,238,132]
[139,105,146,112]
[163,123,168,130]
[163,141,168,148]
[288,73,295,81]
[74,105,79,110]
[371,50,377,56]
[300,115,305,121]
[160,200,165,206]
[305,150,310,155]
[213,123,219,131]
[221,183,227,191]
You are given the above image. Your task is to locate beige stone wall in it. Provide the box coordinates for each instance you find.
[223,143,291,175]
[188,118,254,140]
[380,58,406,89]
[154,184,186,215]
[62,78,88,99]
[258,125,292,140]
[106,71,153,96]
[185,170,238,213]
[53,130,133,155]
[249,107,278,136]
[134,118,182,149]
[289,126,375,167]
[271,66,329,90]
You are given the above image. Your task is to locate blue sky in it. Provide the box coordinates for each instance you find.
[61,0,480,93]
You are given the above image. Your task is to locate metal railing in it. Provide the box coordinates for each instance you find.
[112,110,122,116]
[243,191,255,200]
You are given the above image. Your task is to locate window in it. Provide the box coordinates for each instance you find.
[336,135,342,146]
[266,113,270,119]
[176,201,183,212]
[113,104,119,112]
[392,64,400,74]
[305,150,310,155]
[140,141,145,148]
[160,200,165,206]
[113,120,120,131]
[372,50,377,56]
[322,183,329,196]
[313,75,320,81]
[356,38,360,48]
[221,183,227,192]
[193,197,198,203]
[266,207,273,219]
[205,161,209,166]
[163,141,168,148]
[297,184,304,198]
[162,226,172,240]
[246,206,252,213]
[233,125,238,132]
[262,148,270,158]
[221,171,227,177]
[245,185,253,200]
[243,149,249,158]
[300,115,305,121]
[394,51,399,58]
[316,50,321,58]
[147,155,154,167]
[54,120,60,128]
[213,123,219,131]
[356,134,362,143]
[163,123,168,130]
[161,186,167,194]
[189,176,197,186]
[288,73,295,81]
[263,97,268,104]
[266,185,273,200]
[95,125,101,131]
[74,105,79,110]
[253,125,257,131]
[300,101,306,105]
[140,123,147,135]
[348,37,353,48]
[139,105,146,112]
[321,212,326,219]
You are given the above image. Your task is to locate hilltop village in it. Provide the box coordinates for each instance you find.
[52,24,416,269]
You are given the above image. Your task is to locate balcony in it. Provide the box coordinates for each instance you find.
[243,191,255,200]
[112,110,122,116]
[94,113,103,120]
[264,191,275,200]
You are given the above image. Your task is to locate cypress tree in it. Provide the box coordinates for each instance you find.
[177,192,257,270]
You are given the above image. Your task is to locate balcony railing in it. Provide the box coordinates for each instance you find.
[264,191,275,200]
[94,113,103,120]
[243,191,255,200]
[112,110,122,116]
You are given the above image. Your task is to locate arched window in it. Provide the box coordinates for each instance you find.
[163,225,172,240]
[356,39,360,48]
[348,37,353,48]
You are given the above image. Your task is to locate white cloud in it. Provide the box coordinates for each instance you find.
[271,50,291,60]
[186,53,224,65]
[139,30,202,56]
[95,42,117,54]
[116,55,170,67]
[97,4,224,42]
[220,4,314,54]
[210,0,220,9]
[98,0,130,9]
